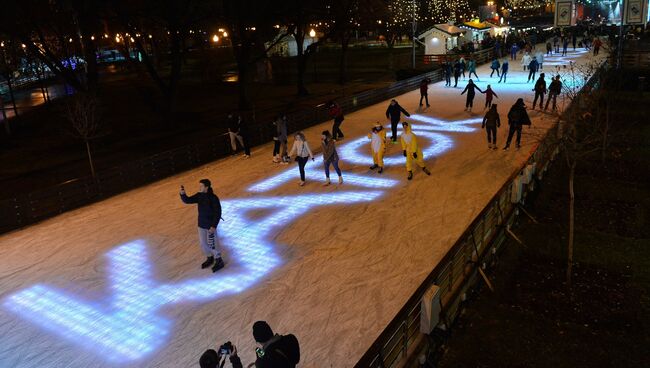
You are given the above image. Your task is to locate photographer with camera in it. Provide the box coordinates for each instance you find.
[200,342,243,368]
[252,321,300,368]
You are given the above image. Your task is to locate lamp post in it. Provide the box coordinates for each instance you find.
[617,0,625,69]
[412,0,416,68]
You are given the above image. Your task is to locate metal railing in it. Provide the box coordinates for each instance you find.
[423,48,495,65]
[354,61,607,368]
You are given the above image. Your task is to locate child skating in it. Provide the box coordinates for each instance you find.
[368,123,386,174]
[400,122,431,180]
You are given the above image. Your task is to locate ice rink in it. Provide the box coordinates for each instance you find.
[0,48,602,368]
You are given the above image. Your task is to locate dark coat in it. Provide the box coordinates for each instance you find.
[461,83,483,98]
[534,77,547,93]
[386,103,410,121]
[482,109,501,128]
[255,335,300,368]
[529,59,539,72]
[180,192,222,229]
[507,103,531,126]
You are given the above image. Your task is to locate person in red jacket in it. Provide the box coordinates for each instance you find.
[326,101,345,140]
[419,77,431,107]
[484,84,498,109]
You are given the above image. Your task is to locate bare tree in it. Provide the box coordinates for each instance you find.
[64,93,105,179]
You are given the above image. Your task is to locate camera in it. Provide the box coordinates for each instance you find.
[219,341,233,355]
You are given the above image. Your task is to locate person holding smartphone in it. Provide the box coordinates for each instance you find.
[199,344,243,368]
[180,179,225,272]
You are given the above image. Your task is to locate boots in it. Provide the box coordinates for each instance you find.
[422,167,431,176]
[378,167,383,174]
[407,171,413,180]
[369,164,378,170]
[211,257,225,273]
[323,178,331,186]
[201,256,214,269]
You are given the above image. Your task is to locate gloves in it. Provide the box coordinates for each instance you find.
[413,152,418,159]
[403,150,407,157]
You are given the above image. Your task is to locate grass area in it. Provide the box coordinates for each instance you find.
[434,106,650,368]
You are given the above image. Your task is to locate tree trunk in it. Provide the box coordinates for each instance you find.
[567,160,576,287]
[295,29,309,96]
[85,140,96,179]
[338,35,350,85]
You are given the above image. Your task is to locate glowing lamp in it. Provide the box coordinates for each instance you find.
[309,29,316,37]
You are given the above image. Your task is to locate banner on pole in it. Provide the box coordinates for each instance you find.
[624,0,649,25]
[555,0,575,27]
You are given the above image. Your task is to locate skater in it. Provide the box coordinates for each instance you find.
[535,50,544,70]
[444,61,452,87]
[453,59,461,87]
[527,56,539,83]
[553,35,559,53]
[289,132,314,186]
[510,43,518,60]
[562,37,569,56]
[459,57,466,79]
[489,58,500,77]
[400,121,431,180]
[368,123,386,173]
[327,101,345,140]
[593,37,602,55]
[546,41,552,55]
[484,85,498,109]
[482,104,501,149]
[498,59,509,83]
[521,52,531,71]
[180,179,225,273]
[532,73,547,110]
[461,79,484,112]
[572,33,577,50]
[504,98,531,150]
[419,77,431,107]
[321,130,343,186]
[227,113,250,157]
[545,75,562,111]
[385,99,410,143]
[467,58,479,80]
[272,114,289,163]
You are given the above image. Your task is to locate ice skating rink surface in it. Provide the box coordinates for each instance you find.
[0,48,602,367]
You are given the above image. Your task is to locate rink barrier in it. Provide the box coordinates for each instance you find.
[0,49,497,234]
[354,62,606,368]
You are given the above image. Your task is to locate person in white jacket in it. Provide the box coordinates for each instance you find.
[289,132,314,186]
[521,52,531,71]
[535,51,544,70]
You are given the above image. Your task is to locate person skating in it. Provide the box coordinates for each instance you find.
[484,85,498,109]
[545,75,562,111]
[467,58,479,80]
[521,52,531,71]
[482,104,501,149]
[527,56,539,83]
[532,73,547,110]
[180,179,225,273]
[272,114,289,163]
[498,59,509,83]
[419,77,431,107]
[227,113,250,157]
[321,130,343,186]
[400,121,431,180]
[368,123,386,173]
[593,37,602,55]
[572,33,577,50]
[510,43,518,60]
[546,41,552,56]
[385,99,410,143]
[444,61,452,87]
[562,37,569,56]
[453,60,461,87]
[460,79,484,112]
[535,50,544,70]
[503,98,531,150]
[459,57,466,80]
[489,58,500,78]
[289,132,314,186]
[326,101,345,140]
[553,35,559,53]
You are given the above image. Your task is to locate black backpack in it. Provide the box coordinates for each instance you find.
[277,334,300,366]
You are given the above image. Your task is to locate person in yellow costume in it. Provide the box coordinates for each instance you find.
[367,123,386,173]
[400,121,431,180]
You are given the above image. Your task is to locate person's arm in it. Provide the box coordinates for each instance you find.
[305,142,314,159]
[461,85,468,95]
[210,195,222,229]
[385,106,390,119]
[400,106,410,117]
[288,141,297,157]
[180,189,198,204]
[494,91,499,99]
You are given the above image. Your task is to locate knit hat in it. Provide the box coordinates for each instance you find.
[199,349,219,368]
[253,321,274,343]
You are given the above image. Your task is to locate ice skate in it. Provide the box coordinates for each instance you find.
[503,145,509,150]
[211,257,225,273]
[407,171,413,180]
[338,176,343,184]
[422,167,431,176]
[323,178,331,186]
[272,156,281,163]
[201,256,214,269]
[299,181,305,186]
[369,164,378,170]
[516,144,521,149]
[378,167,383,174]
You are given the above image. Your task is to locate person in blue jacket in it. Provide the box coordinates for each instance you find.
[180,179,225,272]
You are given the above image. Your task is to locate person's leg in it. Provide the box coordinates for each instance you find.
[490,69,494,77]
[552,94,558,110]
[454,75,458,87]
[540,93,545,109]
[505,126,515,147]
[469,96,474,108]
[333,159,342,177]
[504,72,507,82]
[466,95,471,108]
[490,126,497,146]
[240,135,250,156]
[419,94,424,106]
[516,126,522,146]
[324,160,331,179]
[544,93,551,110]
[405,153,413,172]
[485,99,489,109]
[273,140,280,157]
[198,227,212,258]
[281,140,288,158]
[496,69,500,77]
[486,127,492,144]
[377,149,384,169]
[391,120,398,141]
[372,151,379,167]
[425,93,429,106]
[533,92,539,109]
[298,157,307,182]
[228,132,238,151]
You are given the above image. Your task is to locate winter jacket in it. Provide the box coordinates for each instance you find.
[227,116,239,133]
[534,77,547,93]
[400,123,420,154]
[322,139,339,162]
[255,334,300,368]
[490,59,500,70]
[420,78,430,94]
[484,88,498,101]
[482,109,501,128]
[180,192,222,229]
[501,61,509,73]
[507,103,531,126]
[521,54,531,67]
[274,118,288,141]
[468,60,477,72]
[535,52,544,64]
[386,103,410,121]
[549,79,562,94]
[528,59,539,72]
[289,140,313,158]
[461,83,483,98]
[328,104,344,119]
[453,61,461,76]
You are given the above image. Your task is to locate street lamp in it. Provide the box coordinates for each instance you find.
[309,29,316,37]
[212,35,219,43]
